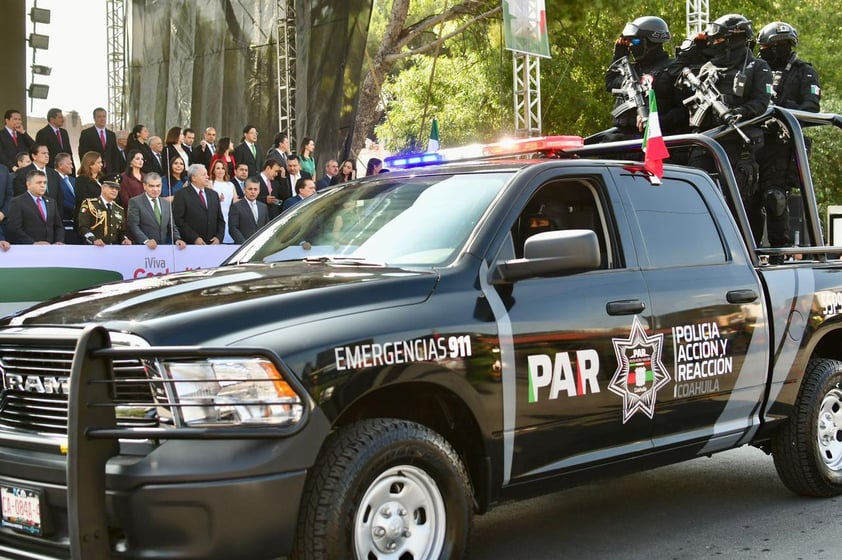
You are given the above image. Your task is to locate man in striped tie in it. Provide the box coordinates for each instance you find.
[4,169,64,244]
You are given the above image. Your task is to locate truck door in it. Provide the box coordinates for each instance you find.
[615,170,769,452]
[488,170,658,484]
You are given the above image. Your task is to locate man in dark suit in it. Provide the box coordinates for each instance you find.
[78,107,120,174]
[13,144,63,212]
[0,109,35,172]
[145,136,165,176]
[266,131,290,173]
[233,124,262,176]
[0,164,14,242]
[283,155,312,204]
[5,169,65,244]
[35,108,74,175]
[231,162,249,198]
[281,178,317,211]
[182,127,196,165]
[172,163,225,244]
[193,127,216,169]
[253,158,285,220]
[228,177,269,243]
[316,159,339,191]
[114,129,129,172]
[127,172,186,249]
[54,152,80,244]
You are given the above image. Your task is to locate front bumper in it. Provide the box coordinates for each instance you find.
[0,437,316,559]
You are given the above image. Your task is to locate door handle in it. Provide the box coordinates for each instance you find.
[726,289,758,304]
[606,299,646,315]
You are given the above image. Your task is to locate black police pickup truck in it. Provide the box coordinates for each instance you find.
[1,108,841,560]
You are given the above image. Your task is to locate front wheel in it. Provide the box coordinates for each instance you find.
[771,358,842,497]
[292,419,473,560]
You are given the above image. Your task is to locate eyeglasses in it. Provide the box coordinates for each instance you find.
[629,38,643,46]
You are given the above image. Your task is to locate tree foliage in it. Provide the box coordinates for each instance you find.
[358,0,842,214]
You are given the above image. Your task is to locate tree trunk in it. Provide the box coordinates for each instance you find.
[350,0,411,157]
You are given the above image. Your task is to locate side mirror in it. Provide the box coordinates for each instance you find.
[491,229,601,284]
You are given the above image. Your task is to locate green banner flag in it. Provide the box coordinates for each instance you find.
[502,0,551,58]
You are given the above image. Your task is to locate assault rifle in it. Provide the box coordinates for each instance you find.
[677,62,751,143]
[609,56,649,127]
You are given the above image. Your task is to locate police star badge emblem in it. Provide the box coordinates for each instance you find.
[608,315,671,423]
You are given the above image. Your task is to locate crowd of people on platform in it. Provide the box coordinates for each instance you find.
[0,107,382,251]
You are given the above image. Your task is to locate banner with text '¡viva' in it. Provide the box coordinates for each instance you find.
[502,0,551,58]
[0,245,236,316]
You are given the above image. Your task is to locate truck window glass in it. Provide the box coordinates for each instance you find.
[230,172,514,267]
[624,177,727,267]
[513,179,613,268]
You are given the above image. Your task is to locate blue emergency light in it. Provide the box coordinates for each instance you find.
[384,136,584,170]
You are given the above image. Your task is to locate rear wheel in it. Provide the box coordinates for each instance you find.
[293,418,473,559]
[771,358,842,496]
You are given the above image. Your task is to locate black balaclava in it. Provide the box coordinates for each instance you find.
[704,34,747,67]
[630,38,661,64]
[759,43,793,70]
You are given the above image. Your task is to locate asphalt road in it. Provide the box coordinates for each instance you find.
[470,446,841,559]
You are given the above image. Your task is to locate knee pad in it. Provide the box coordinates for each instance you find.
[763,188,788,218]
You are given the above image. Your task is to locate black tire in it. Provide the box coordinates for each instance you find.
[292,418,473,560]
[771,358,842,497]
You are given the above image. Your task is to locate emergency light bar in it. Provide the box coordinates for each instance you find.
[385,135,584,170]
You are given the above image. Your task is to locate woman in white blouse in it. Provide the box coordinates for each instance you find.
[164,127,192,171]
[209,159,240,243]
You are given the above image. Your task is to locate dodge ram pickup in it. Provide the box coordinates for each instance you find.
[0,107,840,559]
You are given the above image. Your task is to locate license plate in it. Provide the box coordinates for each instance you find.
[1,485,43,536]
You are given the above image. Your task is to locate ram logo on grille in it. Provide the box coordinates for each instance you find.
[3,373,70,395]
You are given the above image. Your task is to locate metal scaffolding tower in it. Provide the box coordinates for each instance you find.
[106,0,127,130]
[686,0,709,38]
[513,53,541,138]
[276,0,296,142]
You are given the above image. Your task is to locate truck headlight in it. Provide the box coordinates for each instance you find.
[162,358,303,427]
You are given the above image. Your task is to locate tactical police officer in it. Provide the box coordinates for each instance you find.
[755,21,821,248]
[77,177,132,245]
[685,14,773,244]
[604,16,687,143]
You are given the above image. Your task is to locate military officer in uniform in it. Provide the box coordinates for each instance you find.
[77,177,132,245]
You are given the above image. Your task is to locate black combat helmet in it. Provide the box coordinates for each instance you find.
[706,14,754,42]
[757,21,798,47]
[621,16,671,43]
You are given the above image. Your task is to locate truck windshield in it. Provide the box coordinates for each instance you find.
[228,172,513,267]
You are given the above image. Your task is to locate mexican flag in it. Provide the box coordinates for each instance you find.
[427,117,440,153]
[642,89,670,183]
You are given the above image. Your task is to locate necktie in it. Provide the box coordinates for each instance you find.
[250,143,256,159]
[64,176,74,197]
[36,197,46,222]
[11,131,17,146]
[153,198,162,224]
[56,129,62,147]
[199,189,207,209]
[251,201,258,222]
[106,203,112,213]
[99,129,106,149]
